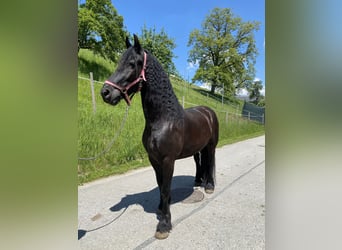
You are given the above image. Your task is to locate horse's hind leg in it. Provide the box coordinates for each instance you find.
[202,144,216,194]
[194,152,203,187]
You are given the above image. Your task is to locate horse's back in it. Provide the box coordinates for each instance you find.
[184,106,219,136]
[185,105,217,116]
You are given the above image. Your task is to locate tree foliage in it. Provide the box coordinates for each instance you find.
[188,8,260,95]
[136,25,177,76]
[248,79,264,106]
[78,0,126,62]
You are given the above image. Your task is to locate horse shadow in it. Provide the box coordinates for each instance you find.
[78,175,195,240]
[110,175,195,214]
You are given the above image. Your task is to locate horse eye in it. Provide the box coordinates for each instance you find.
[129,62,135,68]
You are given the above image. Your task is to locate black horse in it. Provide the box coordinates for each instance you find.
[101,35,219,239]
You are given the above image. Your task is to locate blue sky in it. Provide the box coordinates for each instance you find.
[112,0,265,89]
[82,0,265,89]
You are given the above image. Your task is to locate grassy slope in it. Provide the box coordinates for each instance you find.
[78,49,264,184]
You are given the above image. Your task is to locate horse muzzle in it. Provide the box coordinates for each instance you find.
[101,85,122,106]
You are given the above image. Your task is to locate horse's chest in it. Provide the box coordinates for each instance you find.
[142,122,183,159]
[142,128,159,153]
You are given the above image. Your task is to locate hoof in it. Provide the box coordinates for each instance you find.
[155,231,169,239]
[205,188,214,194]
[205,183,214,194]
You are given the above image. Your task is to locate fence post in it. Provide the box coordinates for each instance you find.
[248,111,250,120]
[262,114,264,124]
[89,72,96,114]
[222,83,225,107]
[182,96,185,108]
[225,111,228,124]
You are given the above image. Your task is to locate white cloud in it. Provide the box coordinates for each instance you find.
[187,62,195,70]
[236,84,265,97]
[236,88,249,96]
[198,82,211,90]
[186,60,199,70]
[260,86,265,96]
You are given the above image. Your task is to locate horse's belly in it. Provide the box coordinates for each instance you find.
[177,151,198,159]
[178,141,208,159]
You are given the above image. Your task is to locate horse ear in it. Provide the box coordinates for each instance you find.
[133,34,142,53]
[125,36,132,48]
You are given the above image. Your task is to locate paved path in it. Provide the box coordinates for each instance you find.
[78,135,265,249]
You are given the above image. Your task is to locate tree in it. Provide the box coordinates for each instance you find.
[248,79,264,105]
[188,8,260,95]
[137,25,177,76]
[78,0,126,62]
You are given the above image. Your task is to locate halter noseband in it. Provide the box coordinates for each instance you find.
[104,52,147,106]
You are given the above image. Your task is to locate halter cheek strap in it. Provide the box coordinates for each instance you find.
[104,52,147,106]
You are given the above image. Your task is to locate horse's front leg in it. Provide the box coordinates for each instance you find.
[155,157,174,240]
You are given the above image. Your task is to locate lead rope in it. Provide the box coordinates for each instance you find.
[78,106,129,161]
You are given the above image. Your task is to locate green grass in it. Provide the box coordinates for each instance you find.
[78,49,264,184]
[78,49,116,80]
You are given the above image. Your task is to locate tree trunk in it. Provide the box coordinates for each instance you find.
[210,84,216,94]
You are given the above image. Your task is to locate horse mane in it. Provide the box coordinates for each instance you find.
[142,50,184,120]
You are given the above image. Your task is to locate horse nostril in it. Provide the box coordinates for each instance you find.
[101,88,112,103]
[101,88,110,97]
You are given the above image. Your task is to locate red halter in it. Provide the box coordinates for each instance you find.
[104,52,147,106]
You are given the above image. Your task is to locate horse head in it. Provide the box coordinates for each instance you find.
[101,34,146,106]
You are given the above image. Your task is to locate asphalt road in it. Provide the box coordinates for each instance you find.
[78,135,265,249]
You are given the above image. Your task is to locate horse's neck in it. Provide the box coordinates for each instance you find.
[141,56,183,122]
